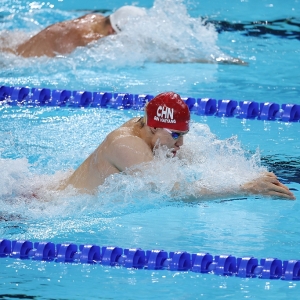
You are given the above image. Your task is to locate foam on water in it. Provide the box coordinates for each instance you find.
[95,123,266,202]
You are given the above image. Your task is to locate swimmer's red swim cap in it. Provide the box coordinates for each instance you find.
[145,92,190,131]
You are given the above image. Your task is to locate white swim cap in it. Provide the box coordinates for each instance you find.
[109,6,147,33]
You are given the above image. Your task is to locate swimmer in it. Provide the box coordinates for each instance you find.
[8,6,146,58]
[60,91,295,200]
[2,6,247,64]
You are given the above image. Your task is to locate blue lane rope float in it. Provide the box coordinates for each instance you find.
[1,85,300,122]
[1,239,300,280]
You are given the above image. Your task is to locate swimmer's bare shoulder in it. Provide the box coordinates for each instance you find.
[16,13,106,57]
[105,122,153,172]
[58,117,153,192]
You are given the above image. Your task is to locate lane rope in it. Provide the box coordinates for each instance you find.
[1,85,300,122]
[0,239,299,280]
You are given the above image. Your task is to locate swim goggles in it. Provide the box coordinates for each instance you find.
[164,128,189,140]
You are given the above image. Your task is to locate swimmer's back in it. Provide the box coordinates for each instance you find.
[16,14,107,57]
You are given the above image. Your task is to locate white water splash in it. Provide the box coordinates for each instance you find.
[95,123,265,203]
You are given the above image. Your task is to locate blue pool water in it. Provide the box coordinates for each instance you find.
[1,0,300,299]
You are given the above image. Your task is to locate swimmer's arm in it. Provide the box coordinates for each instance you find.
[107,139,295,200]
[161,57,248,66]
[195,56,248,66]
[175,172,295,201]
[0,47,17,55]
[239,172,295,199]
[153,41,247,65]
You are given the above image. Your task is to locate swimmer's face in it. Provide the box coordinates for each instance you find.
[152,127,188,156]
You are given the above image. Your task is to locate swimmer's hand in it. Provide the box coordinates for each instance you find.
[215,56,248,66]
[162,57,248,66]
[241,172,296,200]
